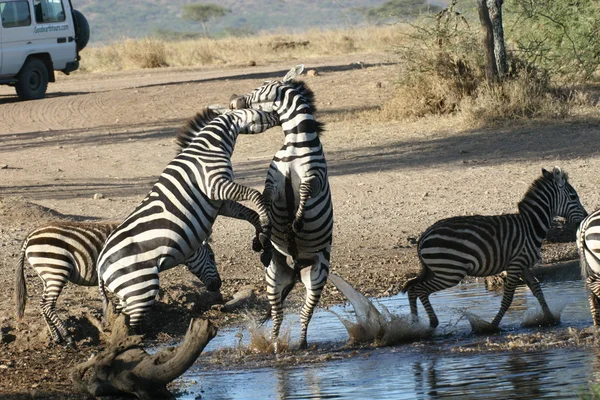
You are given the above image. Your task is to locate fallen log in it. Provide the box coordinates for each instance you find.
[71,315,217,399]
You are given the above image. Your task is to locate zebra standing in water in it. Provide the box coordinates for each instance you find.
[230,65,333,350]
[97,107,279,329]
[14,202,257,346]
[577,208,600,325]
[403,167,587,329]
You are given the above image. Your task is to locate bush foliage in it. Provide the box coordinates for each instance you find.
[382,0,598,124]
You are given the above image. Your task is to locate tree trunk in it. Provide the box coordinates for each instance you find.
[202,21,209,37]
[477,0,498,82]
[70,315,217,400]
[487,0,508,78]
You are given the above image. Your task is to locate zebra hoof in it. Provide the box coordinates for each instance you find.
[260,248,273,268]
[298,339,308,350]
[252,236,263,252]
[66,338,77,349]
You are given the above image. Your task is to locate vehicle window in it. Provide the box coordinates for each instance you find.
[0,1,32,28]
[34,0,65,23]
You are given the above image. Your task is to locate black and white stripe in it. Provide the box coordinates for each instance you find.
[577,208,600,325]
[230,65,333,350]
[97,108,279,328]
[14,221,221,346]
[403,167,587,329]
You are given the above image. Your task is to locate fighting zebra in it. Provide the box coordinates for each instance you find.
[230,65,333,350]
[577,208,600,325]
[97,107,279,329]
[403,167,587,329]
[14,221,217,346]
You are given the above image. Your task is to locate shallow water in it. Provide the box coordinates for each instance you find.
[178,279,599,399]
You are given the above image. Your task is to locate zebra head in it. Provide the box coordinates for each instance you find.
[229,64,306,112]
[232,108,280,135]
[542,167,587,224]
[187,241,221,292]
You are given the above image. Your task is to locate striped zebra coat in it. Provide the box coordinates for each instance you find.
[577,208,600,325]
[403,167,587,329]
[230,65,333,350]
[97,108,279,329]
[14,220,222,346]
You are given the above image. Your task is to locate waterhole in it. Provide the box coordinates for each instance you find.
[175,278,598,399]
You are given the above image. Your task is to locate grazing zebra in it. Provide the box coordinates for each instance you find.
[14,221,221,346]
[577,208,600,325]
[97,107,279,329]
[230,65,333,350]
[403,167,587,329]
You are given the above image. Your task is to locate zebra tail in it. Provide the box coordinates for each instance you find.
[15,239,28,320]
[401,260,431,294]
[285,171,298,259]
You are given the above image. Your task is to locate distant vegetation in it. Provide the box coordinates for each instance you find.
[79,25,407,72]
[74,0,427,44]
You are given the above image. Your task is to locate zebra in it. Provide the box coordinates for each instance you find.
[403,167,587,329]
[577,208,600,326]
[15,216,227,346]
[97,107,280,329]
[230,65,333,350]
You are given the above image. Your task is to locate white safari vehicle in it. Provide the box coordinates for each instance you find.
[0,0,88,100]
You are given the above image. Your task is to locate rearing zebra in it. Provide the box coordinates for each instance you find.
[97,107,279,329]
[230,65,333,350]
[577,208,600,325]
[403,167,587,329]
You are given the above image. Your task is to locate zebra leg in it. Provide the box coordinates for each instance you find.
[298,253,330,350]
[590,293,600,326]
[522,269,557,325]
[266,250,296,353]
[407,286,419,323]
[408,267,466,328]
[219,200,267,253]
[39,279,72,346]
[210,178,271,234]
[292,175,323,234]
[491,270,521,327]
[588,278,600,326]
[121,272,160,333]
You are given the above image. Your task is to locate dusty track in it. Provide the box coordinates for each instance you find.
[1,54,599,398]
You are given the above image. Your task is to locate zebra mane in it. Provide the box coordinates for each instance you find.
[288,80,326,137]
[175,107,221,154]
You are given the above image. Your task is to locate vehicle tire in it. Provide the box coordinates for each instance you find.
[73,10,90,51]
[15,58,49,100]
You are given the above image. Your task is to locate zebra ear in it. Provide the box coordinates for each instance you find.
[542,168,552,180]
[283,64,304,82]
[552,166,566,187]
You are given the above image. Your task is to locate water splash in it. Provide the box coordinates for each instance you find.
[242,314,292,354]
[328,273,432,346]
[464,312,501,334]
[521,301,566,328]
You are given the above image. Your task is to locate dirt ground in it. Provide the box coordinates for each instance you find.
[1,53,599,398]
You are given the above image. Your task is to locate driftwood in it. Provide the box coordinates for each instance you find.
[71,315,217,399]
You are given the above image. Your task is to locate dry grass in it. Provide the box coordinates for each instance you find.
[79,25,409,73]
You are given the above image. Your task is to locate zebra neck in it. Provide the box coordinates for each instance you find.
[518,199,553,243]
[187,130,237,158]
[281,116,320,146]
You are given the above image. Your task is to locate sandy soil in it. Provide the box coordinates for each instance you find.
[1,53,599,398]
